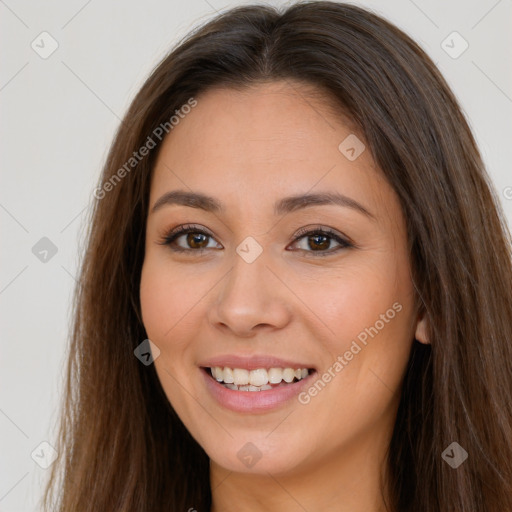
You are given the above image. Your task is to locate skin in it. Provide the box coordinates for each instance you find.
[139,80,429,512]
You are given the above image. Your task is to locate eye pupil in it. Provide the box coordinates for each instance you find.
[309,234,330,251]
[187,232,208,249]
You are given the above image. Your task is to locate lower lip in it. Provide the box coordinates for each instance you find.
[200,368,315,413]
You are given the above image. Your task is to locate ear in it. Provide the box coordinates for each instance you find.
[414,310,430,345]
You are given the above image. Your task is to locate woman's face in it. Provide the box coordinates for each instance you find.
[140,81,426,477]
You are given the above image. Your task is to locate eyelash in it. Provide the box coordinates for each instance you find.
[156,223,354,257]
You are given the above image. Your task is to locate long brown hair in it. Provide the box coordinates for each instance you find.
[41,2,512,510]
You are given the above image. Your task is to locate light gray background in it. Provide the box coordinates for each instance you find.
[1,0,511,510]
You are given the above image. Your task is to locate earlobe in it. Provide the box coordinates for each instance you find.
[414,312,430,345]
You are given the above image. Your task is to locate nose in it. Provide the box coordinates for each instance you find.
[208,250,292,337]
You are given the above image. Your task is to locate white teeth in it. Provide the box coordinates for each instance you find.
[213,366,223,381]
[282,368,295,383]
[209,366,310,390]
[223,367,234,384]
[233,368,249,386]
[249,369,268,386]
[268,368,283,384]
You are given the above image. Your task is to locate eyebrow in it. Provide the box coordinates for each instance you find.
[150,190,375,219]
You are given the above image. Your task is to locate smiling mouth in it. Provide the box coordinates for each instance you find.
[203,366,315,391]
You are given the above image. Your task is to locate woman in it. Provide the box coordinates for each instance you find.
[42,2,512,511]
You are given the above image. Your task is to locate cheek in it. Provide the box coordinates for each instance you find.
[140,270,175,341]
[139,259,204,343]
[139,261,201,413]
[294,257,414,402]
[139,262,197,398]
[295,259,408,345]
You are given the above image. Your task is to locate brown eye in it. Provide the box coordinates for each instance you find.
[306,233,331,251]
[185,232,210,249]
[288,227,353,257]
[158,224,222,253]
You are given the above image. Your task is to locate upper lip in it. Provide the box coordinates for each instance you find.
[199,354,316,371]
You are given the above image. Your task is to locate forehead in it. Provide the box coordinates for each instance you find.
[149,81,390,217]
